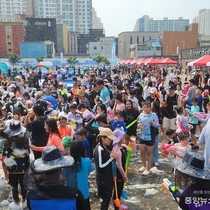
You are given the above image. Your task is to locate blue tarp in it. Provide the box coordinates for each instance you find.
[152,41,161,48]
[0,62,11,74]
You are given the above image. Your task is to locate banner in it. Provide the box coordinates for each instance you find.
[111,42,116,66]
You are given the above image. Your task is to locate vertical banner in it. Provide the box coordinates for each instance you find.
[111,42,116,66]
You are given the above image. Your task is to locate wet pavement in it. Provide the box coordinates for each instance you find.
[89,151,179,210]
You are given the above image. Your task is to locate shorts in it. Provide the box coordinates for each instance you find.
[190,124,197,134]
[163,117,176,130]
[139,139,154,146]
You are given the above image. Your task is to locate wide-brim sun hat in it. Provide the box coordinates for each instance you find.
[33,146,74,173]
[4,119,26,137]
[98,127,116,140]
[76,89,85,97]
[113,130,126,145]
[150,87,157,94]
[173,152,210,180]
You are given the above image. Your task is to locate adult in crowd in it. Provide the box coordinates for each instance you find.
[25,146,87,210]
[187,79,197,99]
[25,104,48,159]
[96,79,111,107]
[161,84,178,142]
[30,118,64,152]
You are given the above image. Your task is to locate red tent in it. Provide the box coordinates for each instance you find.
[141,58,153,65]
[124,59,133,65]
[130,58,139,65]
[136,58,144,65]
[187,55,210,67]
[145,58,159,65]
[151,58,165,65]
[161,58,178,65]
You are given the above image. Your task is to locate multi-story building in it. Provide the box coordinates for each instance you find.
[161,23,198,57]
[24,18,57,51]
[92,7,105,34]
[0,0,27,22]
[56,24,68,54]
[0,22,24,56]
[68,33,79,54]
[129,40,161,58]
[134,15,189,33]
[193,9,210,35]
[33,0,92,34]
[87,37,117,58]
[199,35,210,46]
[118,31,160,59]
[78,29,104,54]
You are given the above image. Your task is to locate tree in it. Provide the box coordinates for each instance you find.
[94,55,110,66]
[67,57,78,65]
[36,57,44,62]
[8,54,21,67]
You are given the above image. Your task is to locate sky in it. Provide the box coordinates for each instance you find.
[92,0,210,37]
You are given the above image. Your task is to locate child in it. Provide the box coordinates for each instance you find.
[138,101,159,175]
[186,97,200,149]
[112,130,127,210]
[3,120,29,209]
[76,128,91,159]
[203,89,209,113]
[110,111,127,132]
[68,103,83,138]
[195,102,210,124]
[0,129,8,181]
[166,129,178,144]
[176,107,191,133]
[62,141,92,210]
[170,132,191,190]
[58,112,74,139]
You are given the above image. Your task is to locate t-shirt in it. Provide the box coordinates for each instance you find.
[27,117,48,146]
[187,86,197,99]
[100,86,110,106]
[62,157,92,199]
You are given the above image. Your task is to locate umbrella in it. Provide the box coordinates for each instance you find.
[187,55,210,67]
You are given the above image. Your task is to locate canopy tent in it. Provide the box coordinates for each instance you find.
[124,59,133,65]
[144,58,159,65]
[136,58,146,65]
[151,58,166,65]
[187,55,210,67]
[130,58,139,65]
[161,58,178,65]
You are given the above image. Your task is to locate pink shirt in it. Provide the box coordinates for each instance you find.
[114,103,125,111]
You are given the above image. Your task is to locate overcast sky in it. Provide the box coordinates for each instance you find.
[92,0,210,36]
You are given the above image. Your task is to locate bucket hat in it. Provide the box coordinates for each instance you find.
[98,127,116,140]
[174,152,210,180]
[33,146,74,173]
[4,119,26,137]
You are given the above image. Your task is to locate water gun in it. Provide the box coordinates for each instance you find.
[160,144,187,157]
[162,178,183,201]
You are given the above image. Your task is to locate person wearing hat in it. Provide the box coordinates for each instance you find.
[173,152,210,209]
[25,146,88,210]
[34,91,43,100]
[2,119,29,209]
[112,130,127,210]
[161,84,178,142]
[76,89,90,109]
[94,127,117,210]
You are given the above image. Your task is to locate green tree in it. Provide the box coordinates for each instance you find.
[94,55,110,65]
[36,57,44,62]
[8,54,21,67]
[67,57,78,65]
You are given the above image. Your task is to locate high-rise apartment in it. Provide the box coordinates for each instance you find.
[92,7,105,34]
[193,9,210,35]
[33,0,92,34]
[134,15,189,33]
[0,0,27,22]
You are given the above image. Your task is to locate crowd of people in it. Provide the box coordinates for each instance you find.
[0,65,210,210]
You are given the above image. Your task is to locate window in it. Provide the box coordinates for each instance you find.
[143,36,145,42]
[130,36,132,45]
[7,35,11,39]
[149,36,151,40]
[137,36,139,44]
[93,46,97,50]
